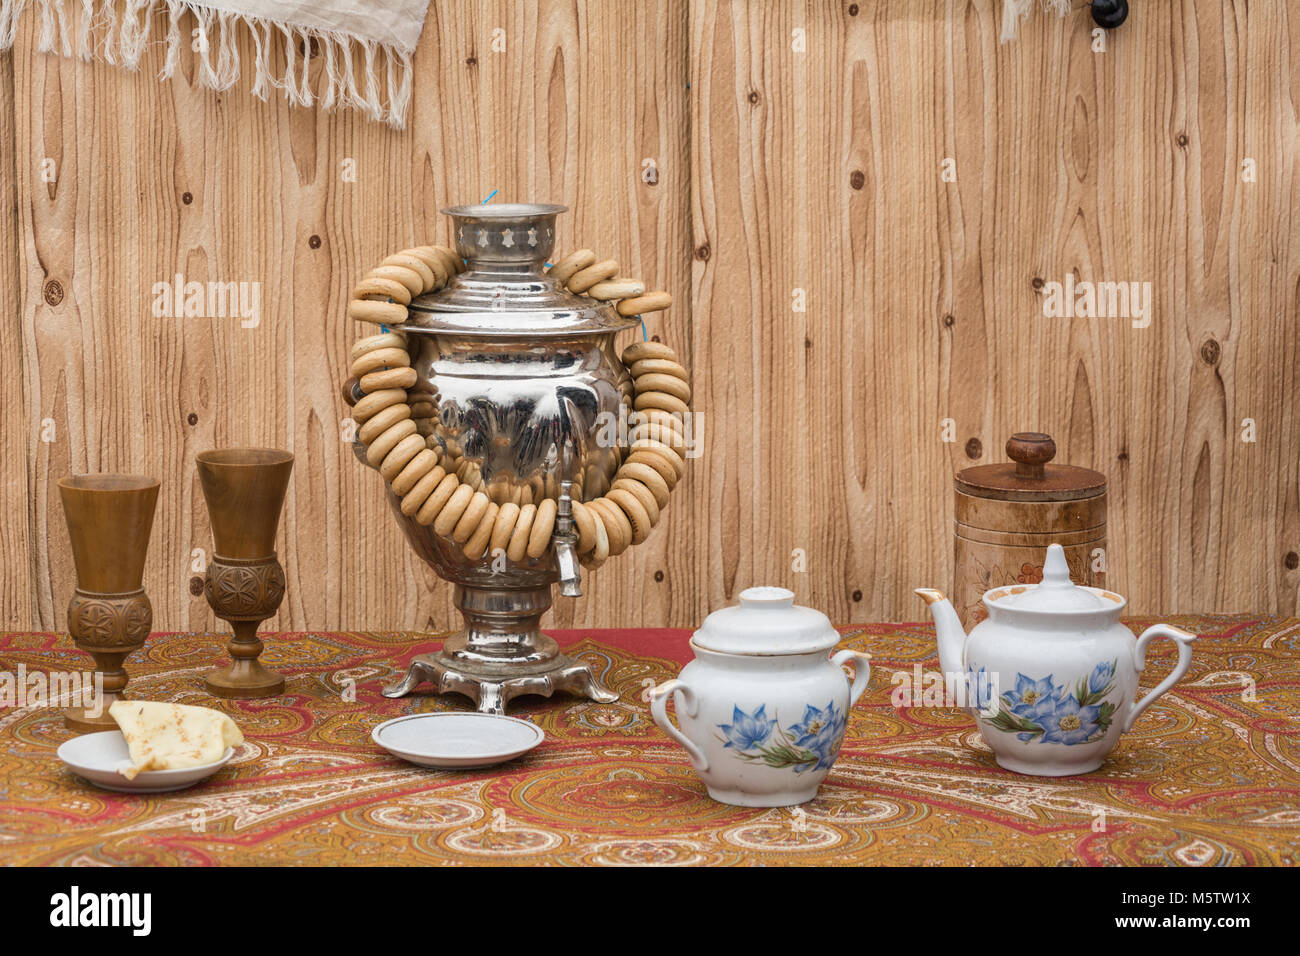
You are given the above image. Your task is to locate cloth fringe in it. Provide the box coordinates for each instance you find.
[1,0,415,128]
[1001,0,1072,44]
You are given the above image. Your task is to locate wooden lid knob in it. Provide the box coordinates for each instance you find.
[1006,432,1056,480]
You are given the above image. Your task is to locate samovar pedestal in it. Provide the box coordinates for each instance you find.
[381,583,619,714]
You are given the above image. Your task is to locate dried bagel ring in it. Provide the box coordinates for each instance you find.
[360,366,418,392]
[349,299,408,326]
[610,479,659,528]
[587,278,646,300]
[434,483,475,537]
[616,462,670,509]
[452,491,491,543]
[463,501,500,559]
[399,464,446,516]
[571,500,598,554]
[629,438,686,479]
[490,502,522,556]
[588,498,632,556]
[548,249,596,285]
[633,391,690,416]
[416,473,459,526]
[632,407,686,435]
[607,487,655,545]
[365,418,418,467]
[391,449,438,497]
[628,357,687,380]
[380,433,427,481]
[425,245,464,277]
[616,291,672,316]
[383,253,436,291]
[630,422,686,453]
[526,498,557,559]
[369,264,425,296]
[588,510,610,563]
[625,450,678,490]
[352,388,407,424]
[358,403,411,445]
[622,341,677,364]
[398,247,449,287]
[507,503,537,563]
[567,259,619,294]
[351,332,407,361]
[353,276,412,305]
[350,346,411,378]
[634,372,690,403]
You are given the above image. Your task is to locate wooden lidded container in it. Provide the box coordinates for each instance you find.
[953,432,1107,627]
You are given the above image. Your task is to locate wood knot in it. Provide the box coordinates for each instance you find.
[1286,552,1299,571]
[654,570,665,582]
[42,279,64,306]
[851,589,862,602]
[182,191,193,205]
[187,412,199,426]
[942,313,955,328]
[1176,132,1189,148]
[964,437,983,459]
[308,234,322,249]
[189,576,205,596]
[747,90,760,105]
[848,3,859,15]
[1200,337,1221,366]
[849,170,865,190]
[695,243,710,261]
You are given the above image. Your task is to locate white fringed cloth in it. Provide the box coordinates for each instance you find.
[1000,0,1072,42]
[0,0,431,128]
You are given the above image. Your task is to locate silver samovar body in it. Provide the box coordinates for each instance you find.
[367,203,636,713]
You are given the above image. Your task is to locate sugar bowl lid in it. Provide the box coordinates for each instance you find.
[692,587,840,655]
[956,432,1105,502]
[984,544,1121,613]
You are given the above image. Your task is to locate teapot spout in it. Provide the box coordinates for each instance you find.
[915,588,967,678]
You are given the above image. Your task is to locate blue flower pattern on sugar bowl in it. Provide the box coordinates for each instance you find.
[718,702,847,773]
[650,588,871,807]
[919,544,1197,777]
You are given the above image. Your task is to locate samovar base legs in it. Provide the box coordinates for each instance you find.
[381,583,619,713]
[381,651,619,715]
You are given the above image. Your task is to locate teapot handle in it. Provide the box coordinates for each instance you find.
[650,679,709,772]
[1123,624,1196,732]
[832,650,872,707]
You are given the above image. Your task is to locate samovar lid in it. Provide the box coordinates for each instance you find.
[956,432,1106,502]
[404,203,639,338]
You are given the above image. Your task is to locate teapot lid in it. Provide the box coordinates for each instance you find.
[984,544,1122,613]
[692,587,840,655]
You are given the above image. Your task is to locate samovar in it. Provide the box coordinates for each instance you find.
[345,203,686,713]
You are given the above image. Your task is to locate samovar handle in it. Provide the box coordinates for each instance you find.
[554,480,582,597]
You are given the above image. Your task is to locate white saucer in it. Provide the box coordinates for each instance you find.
[372,712,544,768]
[57,731,236,793]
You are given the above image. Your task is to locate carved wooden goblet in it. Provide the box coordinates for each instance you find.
[197,448,294,698]
[57,474,160,733]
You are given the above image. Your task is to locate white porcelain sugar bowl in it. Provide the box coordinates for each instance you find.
[650,587,871,807]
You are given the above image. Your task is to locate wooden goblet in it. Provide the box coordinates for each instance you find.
[197,448,294,698]
[57,474,160,733]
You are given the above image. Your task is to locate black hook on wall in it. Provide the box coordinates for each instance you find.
[1091,0,1129,29]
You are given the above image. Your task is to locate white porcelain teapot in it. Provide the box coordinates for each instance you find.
[650,587,871,806]
[916,544,1196,776]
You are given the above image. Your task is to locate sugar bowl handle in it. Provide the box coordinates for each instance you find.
[832,650,872,706]
[1123,624,1196,732]
[650,679,709,771]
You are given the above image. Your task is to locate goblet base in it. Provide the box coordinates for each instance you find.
[64,703,121,734]
[204,659,286,699]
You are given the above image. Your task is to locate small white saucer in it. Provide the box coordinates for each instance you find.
[372,712,544,768]
[57,731,236,793]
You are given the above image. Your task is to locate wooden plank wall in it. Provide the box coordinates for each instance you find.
[2,0,1296,633]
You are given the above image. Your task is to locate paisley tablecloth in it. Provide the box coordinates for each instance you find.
[1,618,1297,866]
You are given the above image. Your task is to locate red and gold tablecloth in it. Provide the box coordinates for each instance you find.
[1,618,1297,866]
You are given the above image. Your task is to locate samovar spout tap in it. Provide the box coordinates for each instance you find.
[554,480,582,597]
